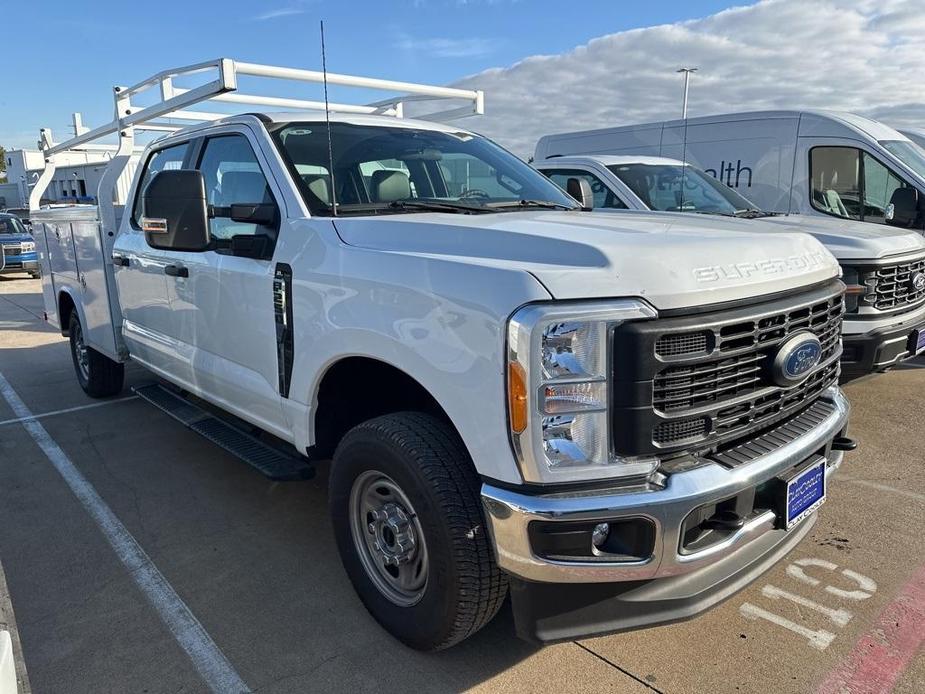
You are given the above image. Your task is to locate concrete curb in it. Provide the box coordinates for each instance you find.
[0,562,29,694]
[1,631,15,694]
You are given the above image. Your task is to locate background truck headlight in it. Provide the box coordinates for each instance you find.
[20,241,35,252]
[507,300,659,484]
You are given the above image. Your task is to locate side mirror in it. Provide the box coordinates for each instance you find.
[141,170,210,251]
[566,177,594,209]
[229,203,277,226]
[886,187,919,228]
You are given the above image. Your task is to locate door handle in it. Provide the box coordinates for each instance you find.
[164,264,189,278]
[112,254,130,267]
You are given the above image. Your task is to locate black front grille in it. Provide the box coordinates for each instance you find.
[611,280,844,459]
[860,257,925,312]
[1,244,21,257]
[653,296,842,414]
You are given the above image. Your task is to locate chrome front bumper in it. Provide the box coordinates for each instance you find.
[481,386,850,584]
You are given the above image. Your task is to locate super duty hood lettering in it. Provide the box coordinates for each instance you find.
[693,252,829,283]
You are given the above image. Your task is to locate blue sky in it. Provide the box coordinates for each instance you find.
[1,0,741,150]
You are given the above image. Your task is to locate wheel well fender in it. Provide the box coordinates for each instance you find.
[57,289,83,337]
[309,356,460,459]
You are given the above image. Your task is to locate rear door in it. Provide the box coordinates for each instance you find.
[162,128,289,436]
[113,141,191,372]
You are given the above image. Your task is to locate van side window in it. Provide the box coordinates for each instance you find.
[132,142,189,225]
[197,134,275,240]
[541,169,627,209]
[862,155,907,224]
[810,146,912,223]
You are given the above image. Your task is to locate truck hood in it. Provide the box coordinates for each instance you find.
[0,234,33,245]
[332,210,839,312]
[755,214,925,261]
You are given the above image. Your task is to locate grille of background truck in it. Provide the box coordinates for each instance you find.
[861,257,925,311]
[610,281,844,459]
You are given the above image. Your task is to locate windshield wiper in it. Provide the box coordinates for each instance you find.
[486,199,578,211]
[329,200,493,216]
[734,209,777,219]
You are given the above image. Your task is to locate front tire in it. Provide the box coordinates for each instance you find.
[329,412,507,650]
[68,311,124,398]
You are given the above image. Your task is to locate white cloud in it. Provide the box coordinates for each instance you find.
[252,6,306,21]
[446,0,925,158]
[396,36,497,59]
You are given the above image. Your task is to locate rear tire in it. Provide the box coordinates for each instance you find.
[68,311,124,398]
[329,412,507,651]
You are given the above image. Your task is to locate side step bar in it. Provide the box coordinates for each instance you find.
[132,383,314,482]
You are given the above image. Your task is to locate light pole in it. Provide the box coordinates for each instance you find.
[677,67,697,119]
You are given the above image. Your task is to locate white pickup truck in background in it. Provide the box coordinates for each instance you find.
[32,59,854,650]
[535,154,925,381]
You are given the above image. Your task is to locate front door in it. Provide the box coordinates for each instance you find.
[162,129,289,437]
[113,141,190,373]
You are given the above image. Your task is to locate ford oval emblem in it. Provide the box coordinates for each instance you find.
[911,272,925,293]
[771,332,823,386]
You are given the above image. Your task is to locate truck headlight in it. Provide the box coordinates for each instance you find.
[507,300,659,484]
[20,241,35,252]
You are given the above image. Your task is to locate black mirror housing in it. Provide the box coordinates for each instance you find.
[886,187,919,228]
[142,170,210,251]
[229,203,277,226]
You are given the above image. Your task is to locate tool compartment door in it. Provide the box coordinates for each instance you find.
[32,206,123,360]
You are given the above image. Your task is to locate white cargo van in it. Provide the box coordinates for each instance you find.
[535,111,925,234]
[534,154,925,381]
[32,59,854,652]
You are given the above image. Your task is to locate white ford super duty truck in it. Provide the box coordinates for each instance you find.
[535,154,925,381]
[32,60,854,650]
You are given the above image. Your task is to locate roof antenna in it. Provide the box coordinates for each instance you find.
[677,67,697,212]
[321,20,337,216]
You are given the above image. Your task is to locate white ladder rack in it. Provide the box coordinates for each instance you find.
[30,57,484,210]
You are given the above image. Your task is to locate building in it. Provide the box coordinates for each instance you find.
[3,148,136,209]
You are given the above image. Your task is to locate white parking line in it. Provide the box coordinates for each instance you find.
[837,476,925,503]
[0,396,138,427]
[0,372,249,694]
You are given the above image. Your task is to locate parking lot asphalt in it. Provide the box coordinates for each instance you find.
[1,274,923,694]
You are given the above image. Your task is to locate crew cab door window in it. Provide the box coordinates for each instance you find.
[197,134,275,240]
[132,142,189,226]
[541,169,628,209]
[810,146,912,223]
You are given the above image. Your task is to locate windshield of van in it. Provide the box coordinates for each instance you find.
[880,140,925,181]
[606,163,758,215]
[272,122,579,216]
[0,215,27,235]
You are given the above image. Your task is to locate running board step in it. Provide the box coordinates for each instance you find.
[132,383,314,482]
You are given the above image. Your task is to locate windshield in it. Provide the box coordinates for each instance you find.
[0,215,27,235]
[271,122,578,216]
[606,163,757,215]
[880,140,925,182]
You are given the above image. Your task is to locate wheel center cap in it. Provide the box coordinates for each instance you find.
[369,502,416,565]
